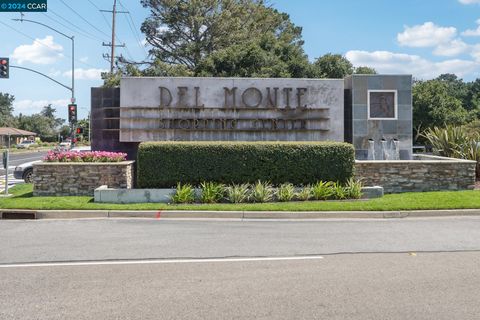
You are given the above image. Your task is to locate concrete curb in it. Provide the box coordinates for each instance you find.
[2,208,480,220]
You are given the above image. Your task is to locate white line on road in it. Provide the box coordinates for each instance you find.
[0,255,324,268]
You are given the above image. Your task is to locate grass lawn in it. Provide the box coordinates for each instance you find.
[0,184,480,211]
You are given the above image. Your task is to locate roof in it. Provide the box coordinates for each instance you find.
[0,127,37,136]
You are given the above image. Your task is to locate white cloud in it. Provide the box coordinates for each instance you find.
[345,50,479,79]
[13,99,70,116]
[472,44,480,61]
[11,36,64,65]
[79,56,89,63]
[433,39,470,56]
[458,0,480,4]
[462,19,480,36]
[63,68,107,80]
[397,22,457,47]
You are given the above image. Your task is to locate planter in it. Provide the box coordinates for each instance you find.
[355,155,476,193]
[33,161,135,196]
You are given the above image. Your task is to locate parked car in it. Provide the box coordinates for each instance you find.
[16,140,37,149]
[14,146,92,183]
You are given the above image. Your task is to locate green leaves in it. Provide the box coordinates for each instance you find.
[137,142,355,188]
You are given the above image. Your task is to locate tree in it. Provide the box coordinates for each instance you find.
[41,104,64,128]
[413,80,469,139]
[435,74,470,109]
[196,32,310,78]
[354,66,377,74]
[17,105,66,142]
[140,0,305,73]
[311,53,353,78]
[0,93,17,127]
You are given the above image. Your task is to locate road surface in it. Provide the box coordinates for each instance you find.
[1,217,480,319]
[0,150,48,191]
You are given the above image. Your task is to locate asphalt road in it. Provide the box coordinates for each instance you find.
[0,150,49,175]
[1,217,480,319]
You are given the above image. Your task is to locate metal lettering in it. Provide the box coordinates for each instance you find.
[266,87,279,108]
[159,87,172,107]
[242,87,263,108]
[194,87,204,108]
[177,86,189,108]
[283,88,293,108]
[296,88,307,108]
[224,87,237,107]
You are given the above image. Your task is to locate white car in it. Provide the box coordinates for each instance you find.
[16,141,37,149]
[14,146,92,183]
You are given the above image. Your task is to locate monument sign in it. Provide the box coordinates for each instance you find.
[120,77,344,142]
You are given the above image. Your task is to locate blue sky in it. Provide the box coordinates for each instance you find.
[1,0,480,121]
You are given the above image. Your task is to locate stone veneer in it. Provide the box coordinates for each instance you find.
[33,161,135,196]
[355,155,476,193]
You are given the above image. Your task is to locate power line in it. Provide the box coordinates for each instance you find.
[58,0,111,39]
[86,0,112,30]
[118,0,149,57]
[47,8,104,42]
[41,13,102,43]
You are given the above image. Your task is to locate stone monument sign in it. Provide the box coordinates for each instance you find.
[119,77,344,142]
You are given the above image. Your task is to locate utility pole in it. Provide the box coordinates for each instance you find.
[101,0,127,73]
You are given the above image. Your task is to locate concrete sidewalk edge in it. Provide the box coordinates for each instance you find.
[1,208,480,219]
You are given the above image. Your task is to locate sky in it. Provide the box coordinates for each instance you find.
[0,0,480,121]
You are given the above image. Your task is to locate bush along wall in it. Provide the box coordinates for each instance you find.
[137,141,355,188]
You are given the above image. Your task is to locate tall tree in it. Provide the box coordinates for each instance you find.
[140,0,307,75]
[354,66,377,74]
[0,93,17,127]
[311,53,354,78]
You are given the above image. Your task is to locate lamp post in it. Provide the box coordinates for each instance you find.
[13,17,76,144]
[12,18,75,105]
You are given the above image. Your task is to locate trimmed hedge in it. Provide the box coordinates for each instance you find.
[137,141,355,188]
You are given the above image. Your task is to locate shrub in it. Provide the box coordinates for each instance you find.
[422,125,480,178]
[250,181,274,203]
[225,183,250,203]
[171,183,195,204]
[312,181,333,200]
[296,186,312,201]
[422,126,471,158]
[276,183,295,202]
[137,142,355,188]
[331,182,347,200]
[344,178,363,199]
[200,182,224,203]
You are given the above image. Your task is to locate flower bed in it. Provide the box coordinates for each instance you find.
[44,150,127,162]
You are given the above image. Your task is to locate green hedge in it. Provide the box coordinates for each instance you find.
[137,141,355,188]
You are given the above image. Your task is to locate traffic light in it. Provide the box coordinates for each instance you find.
[76,127,84,134]
[0,58,9,79]
[68,104,77,123]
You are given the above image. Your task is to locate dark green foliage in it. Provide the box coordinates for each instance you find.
[311,53,353,78]
[137,142,355,188]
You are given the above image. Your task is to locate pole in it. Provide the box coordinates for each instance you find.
[72,36,75,104]
[110,0,117,73]
[4,150,8,195]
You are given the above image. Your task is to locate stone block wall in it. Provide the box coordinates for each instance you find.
[345,75,413,160]
[33,161,135,196]
[355,155,476,193]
